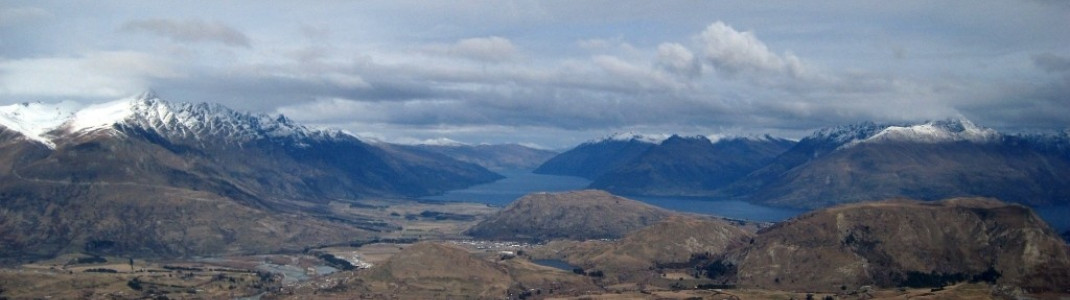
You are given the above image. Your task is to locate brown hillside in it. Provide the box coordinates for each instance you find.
[610,216,753,265]
[530,216,754,284]
[465,190,676,241]
[733,198,1070,292]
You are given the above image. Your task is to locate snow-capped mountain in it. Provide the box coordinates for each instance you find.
[534,132,662,179]
[727,119,1070,209]
[0,93,503,260]
[707,133,793,144]
[0,92,343,149]
[0,100,82,148]
[589,132,671,145]
[839,119,1000,148]
[807,119,1001,150]
[589,134,796,196]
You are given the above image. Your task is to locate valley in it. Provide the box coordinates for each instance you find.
[5,2,1069,299]
[2,188,1067,299]
[1,97,1069,299]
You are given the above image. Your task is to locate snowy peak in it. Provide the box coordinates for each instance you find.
[806,119,1002,150]
[0,93,345,148]
[708,133,790,144]
[0,101,83,147]
[413,137,468,146]
[842,119,1000,148]
[589,132,671,145]
[863,119,998,144]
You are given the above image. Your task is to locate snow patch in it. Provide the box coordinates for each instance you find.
[0,93,347,148]
[838,119,1000,149]
[707,133,785,144]
[0,101,84,147]
[416,137,468,146]
[591,132,670,144]
[67,97,138,133]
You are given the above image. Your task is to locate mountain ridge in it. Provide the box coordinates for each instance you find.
[728,119,1070,208]
[0,93,502,260]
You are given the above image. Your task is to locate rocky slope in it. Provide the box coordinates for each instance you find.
[363,243,513,297]
[533,215,755,284]
[465,190,676,241]
[730,198,1070,292]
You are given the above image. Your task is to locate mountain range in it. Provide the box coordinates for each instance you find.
[726,119,1070,208]
[589,135,795,196]
[0,93,505,260]
[387,143,557,171]
[536,119,1070,209]
[533,132,662,179]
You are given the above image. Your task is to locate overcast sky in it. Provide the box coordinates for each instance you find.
[1,1,1067,148]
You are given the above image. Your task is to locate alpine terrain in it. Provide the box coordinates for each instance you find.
[726,119,1070,209]
[0,92,500,261]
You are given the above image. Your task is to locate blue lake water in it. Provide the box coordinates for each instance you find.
[531,259,580,272]
[424,169,591,206]
[426,170,1070,230]
[424,169,804,222]
[1036,205,1070,232]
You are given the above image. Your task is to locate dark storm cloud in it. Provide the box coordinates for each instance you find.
[1033,53,1070,73]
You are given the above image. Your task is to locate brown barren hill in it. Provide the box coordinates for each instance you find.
[364,242,512,298]
[542,215,754,284]
[617,216,752,262]
[465,190,676,241]
[733,198,1070,293]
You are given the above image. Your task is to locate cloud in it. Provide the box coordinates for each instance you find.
[0,51,181,99]
[656,42,702,79]
[696,21,804,78]
[431,36,518,63]
[3,2,1067,148]
[0,7,53,27]
[1033,53,1070,73]
[121,18,251,48]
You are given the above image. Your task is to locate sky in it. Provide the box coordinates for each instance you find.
[1,1,1068,149]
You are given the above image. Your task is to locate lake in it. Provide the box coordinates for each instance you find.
[424,169,803,222]
[531,259,579,272]
[425,170,1070,230]
[423,169,590,207]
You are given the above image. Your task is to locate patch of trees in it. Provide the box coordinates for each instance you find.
[305,237,418,251]
[404,211,475,221]
[898,267,1001,288]
[69,256,107,265]
[317,253,355,271]
[84,268,118,273]
[127,278,143,291]
[569,268,603,277]
[84,240,118,255]
[516,288,541,299]
[162,265,204,272]
[701,260,736,279]
[348,237,418,248]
